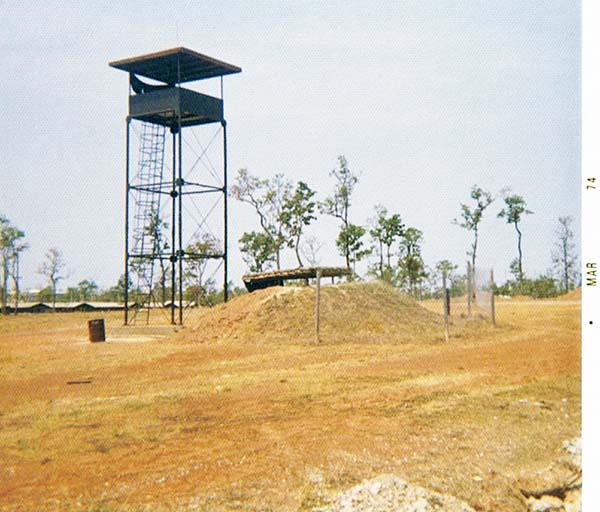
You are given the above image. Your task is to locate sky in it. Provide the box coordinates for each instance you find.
[0,0,581,292]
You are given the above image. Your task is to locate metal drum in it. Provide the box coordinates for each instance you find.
[88,319,106,342]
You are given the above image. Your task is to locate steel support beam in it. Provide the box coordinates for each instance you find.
[124,116,131,325]
[223,120,229,303]
[170,128,177,325]
[178,110,184,325]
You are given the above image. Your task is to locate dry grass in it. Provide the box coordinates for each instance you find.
[0,283,580,511]
[180,281,499,345]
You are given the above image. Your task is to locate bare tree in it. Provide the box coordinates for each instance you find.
[146,210,170,304]
[552,216,578,293]
[301,235,323,267]
[38,248,67,310]
[184,234,220,305]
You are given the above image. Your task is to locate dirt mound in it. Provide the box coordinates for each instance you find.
[182,281,445,344]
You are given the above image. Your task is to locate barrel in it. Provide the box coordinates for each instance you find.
[88,319,106,342]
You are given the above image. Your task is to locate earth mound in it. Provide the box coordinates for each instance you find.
[182,281,445,344]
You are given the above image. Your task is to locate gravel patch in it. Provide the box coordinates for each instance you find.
[311,473,475,512]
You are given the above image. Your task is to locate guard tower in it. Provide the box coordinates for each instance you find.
[110,48,241,325]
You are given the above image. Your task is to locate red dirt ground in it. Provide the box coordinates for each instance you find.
[0,285,580,511]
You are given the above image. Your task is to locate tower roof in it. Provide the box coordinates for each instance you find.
[109,47,241,85]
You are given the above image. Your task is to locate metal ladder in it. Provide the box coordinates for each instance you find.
[130,122,166,318]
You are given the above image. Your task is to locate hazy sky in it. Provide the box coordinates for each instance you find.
[1,1,580,291]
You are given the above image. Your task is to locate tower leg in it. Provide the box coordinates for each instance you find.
[222,120,229,303]
[124,117,131,325]
[178,115,184,325]
[170,128,177,325]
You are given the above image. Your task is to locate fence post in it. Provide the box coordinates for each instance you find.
[442,274,449,342]
[490,269,496,327]
[315,269,322,343]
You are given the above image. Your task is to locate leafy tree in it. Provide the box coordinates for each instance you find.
[231,169,292,269]
[37,286,53,302]
[495,271,560,299]
[336,223,370,272]
[65,287,80,302]
[239,231,276,273]
[434,259,458,296]
[448,273,468,298]
[522,275,559,298]
[77,279,99,301]
[454,185,494,270]
[321,155,359,268]
[184,234,220,305]
[506,258,524,293]
[498,193,532,282]
[552,216,578,293]
[37,248,67,310]
[369,205,405,278]
[398,227,427,296]
[498,275,559,299]
[435,259,458,281]
[110,274,132,303]
[280,181,317,267]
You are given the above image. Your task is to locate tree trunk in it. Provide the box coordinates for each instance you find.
[158,258,166,304]
[386,244,392,270]
[1,256,7,315]
[12,256,19,315]
[295,233,303,267]
[13,277,19,314]
[51,279,57,311]
[343,209,350,270]
[515,222,523,282]
[563,238,569,292]
[471,228,478,271]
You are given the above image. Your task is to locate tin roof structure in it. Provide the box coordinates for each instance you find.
[242,267,352,292]
[109,47,241,85]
